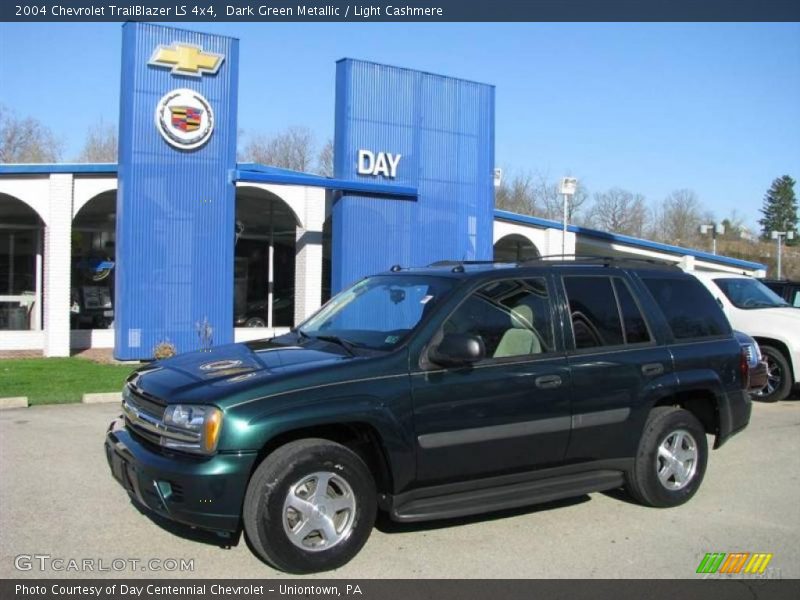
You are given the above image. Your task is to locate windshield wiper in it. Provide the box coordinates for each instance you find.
[312,334,358,357]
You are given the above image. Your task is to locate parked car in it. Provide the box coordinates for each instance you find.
[106,258,752,573]
[691,271,800,402]
[733,331,768,393]
[760,278,800,308]
[234,295,294,328]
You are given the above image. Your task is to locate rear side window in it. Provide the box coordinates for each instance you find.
[613,279,651,344]
[642,277,730,340]
[563,277,624,348]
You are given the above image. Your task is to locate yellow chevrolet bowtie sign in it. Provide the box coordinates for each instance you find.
[148,43,224,77]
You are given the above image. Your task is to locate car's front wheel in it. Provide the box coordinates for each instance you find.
[626,407,708,508]
[243,439,377,573]
[753,345,792,403]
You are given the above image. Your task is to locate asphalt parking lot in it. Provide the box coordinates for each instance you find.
[1,398,798,579]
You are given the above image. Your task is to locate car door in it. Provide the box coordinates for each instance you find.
[410,275,572,485]
[560,272,674,462]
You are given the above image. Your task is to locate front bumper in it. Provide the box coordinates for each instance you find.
[105,418,257,533]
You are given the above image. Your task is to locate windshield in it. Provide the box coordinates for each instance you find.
[298,275,455,351]
[714,277,790,310]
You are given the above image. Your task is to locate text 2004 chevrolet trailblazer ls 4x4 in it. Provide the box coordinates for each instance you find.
[106,258,752,573]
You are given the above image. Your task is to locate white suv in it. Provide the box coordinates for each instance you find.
[691,271,800,402]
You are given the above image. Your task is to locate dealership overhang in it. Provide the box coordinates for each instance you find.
[0,22,766,358]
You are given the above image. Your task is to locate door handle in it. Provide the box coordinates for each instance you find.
[535,375,562,389]
[642,363,664,377]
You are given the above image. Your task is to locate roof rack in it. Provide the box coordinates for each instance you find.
[427,260,511,267]
[518,255,681,270]
[412,255,681,274]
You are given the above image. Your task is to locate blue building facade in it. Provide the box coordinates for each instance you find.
[112,23,496,360]
[332,59,495,293]
[116,23,240,359]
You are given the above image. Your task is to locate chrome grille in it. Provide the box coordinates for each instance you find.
[122,387,200,449]
[126,387,166,419]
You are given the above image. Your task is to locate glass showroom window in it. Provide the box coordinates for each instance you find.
[71,192,116,330]
[0,195,42,331]
[235,189,298,329]
[493,234,540,263]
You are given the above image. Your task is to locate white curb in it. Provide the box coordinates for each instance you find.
[82,392,123,404]
[0,397,29,410]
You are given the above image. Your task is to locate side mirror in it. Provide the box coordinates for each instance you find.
[429,333,485,367]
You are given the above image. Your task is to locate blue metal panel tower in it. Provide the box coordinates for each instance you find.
[332,59,495,293]
[115,23,239,360]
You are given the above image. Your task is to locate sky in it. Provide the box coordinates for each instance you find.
[1,22,799,230]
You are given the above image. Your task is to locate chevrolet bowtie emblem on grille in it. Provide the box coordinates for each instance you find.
[148,43,224,77]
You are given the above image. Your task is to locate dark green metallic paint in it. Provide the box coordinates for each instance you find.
[106,262,752,533]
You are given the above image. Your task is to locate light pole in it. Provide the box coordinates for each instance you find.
[770,230,796,279]
[559,177,577,257]
[699,223,725,255]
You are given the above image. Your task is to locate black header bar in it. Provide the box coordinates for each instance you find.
[2,0,800,22]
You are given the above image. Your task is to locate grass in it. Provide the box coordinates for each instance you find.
[0,358,137,405]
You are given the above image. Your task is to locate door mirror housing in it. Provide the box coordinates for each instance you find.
[429,333,485,367]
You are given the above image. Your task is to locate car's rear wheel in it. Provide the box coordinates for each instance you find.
[243,439,376,573]
[753,345,792,403]
[626,407,708,508]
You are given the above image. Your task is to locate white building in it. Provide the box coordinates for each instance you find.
[0,164,766,358]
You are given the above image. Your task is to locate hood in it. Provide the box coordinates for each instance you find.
[727,306,800,341]
[129,335,352,405]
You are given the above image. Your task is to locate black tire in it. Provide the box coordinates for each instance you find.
[626,407,708,508]
[243,438,377,573]
[753,346,792,403]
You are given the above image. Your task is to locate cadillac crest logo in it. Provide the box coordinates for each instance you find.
[155,88,214,150]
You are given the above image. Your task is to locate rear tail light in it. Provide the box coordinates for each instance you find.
[740,348,750,390]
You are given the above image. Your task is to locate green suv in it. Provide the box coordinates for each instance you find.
[106,258,752,573]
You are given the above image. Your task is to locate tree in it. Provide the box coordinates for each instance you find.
[240,126,316,172]
[759,175,798,245]
[495,171,536,215]
[495,171,588,223]
[586,188,648,237]
[650,189,703,246]
[77,121,117,162]
[317,139,333,177]
[0,104,63,163]
[720,210,746,240]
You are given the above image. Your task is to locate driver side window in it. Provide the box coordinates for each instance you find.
[442,278,555,359]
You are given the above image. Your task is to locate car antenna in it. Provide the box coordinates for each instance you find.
[452,253,467,273]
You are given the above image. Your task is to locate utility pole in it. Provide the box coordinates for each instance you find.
[770,230,795,279]
[559,177,578,257]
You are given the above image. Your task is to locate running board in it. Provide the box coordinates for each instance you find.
[389,470,625,523]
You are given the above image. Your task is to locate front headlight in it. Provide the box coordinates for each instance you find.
[163,404,223,455]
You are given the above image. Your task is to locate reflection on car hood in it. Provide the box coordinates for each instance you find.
[129,336,352,405]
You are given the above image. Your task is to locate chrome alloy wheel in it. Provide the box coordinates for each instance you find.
[656,429,699,491]
[754,355,782,398]
[282,471,357,552]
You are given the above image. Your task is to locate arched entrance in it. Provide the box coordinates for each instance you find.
[0,193,44,331]
[71,191,116,330]
[235,187,301,329]
[493,233,540,263]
